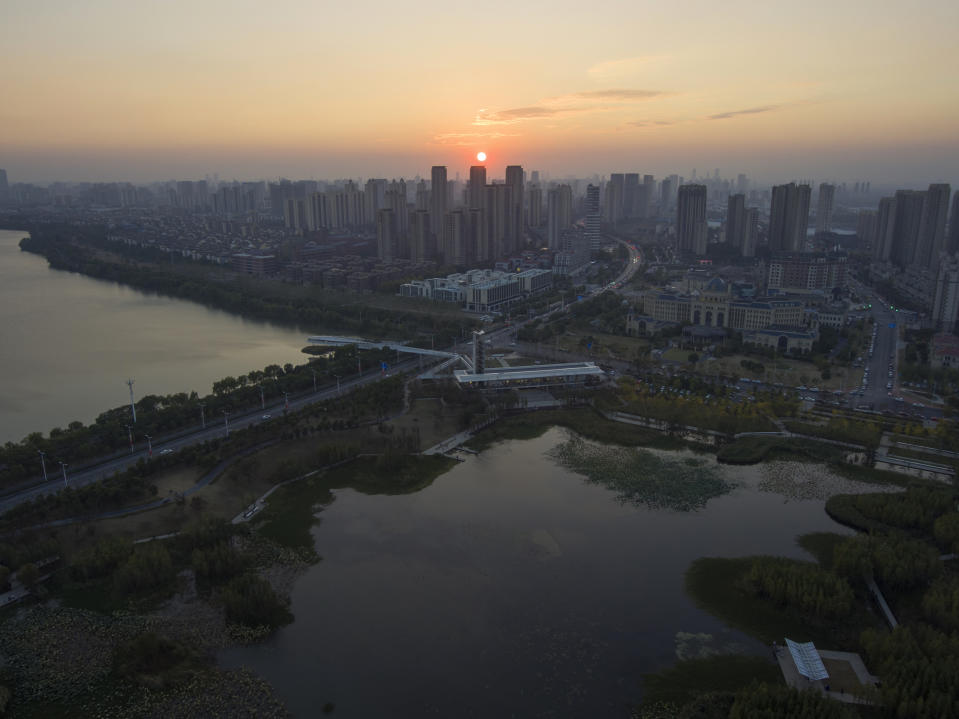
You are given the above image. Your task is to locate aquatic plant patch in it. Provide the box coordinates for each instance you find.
[549,434,734,511]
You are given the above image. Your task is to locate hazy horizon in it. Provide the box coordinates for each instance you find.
[3,0,958,188]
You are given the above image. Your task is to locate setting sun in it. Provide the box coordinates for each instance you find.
[476,151,486,162]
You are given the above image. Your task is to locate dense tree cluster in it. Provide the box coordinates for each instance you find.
[851,487,955,533]
[784,417,882,448]
[112,632,202,688]
[69,535,133,582]
[744,557,855,619]
[834,533,941,589]
[218,574,291,629]
[739,359,765,375]
[620,381,782,435]
[826,487,956,536]
[728,683,858,719]
[921,574,959,633]
[0,535,59,579]
[191,542,247,587]
[113,542,176,597]
[861,624,959,718]
[932,512,959,553]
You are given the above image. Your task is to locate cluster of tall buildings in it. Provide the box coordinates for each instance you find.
[601,173,659,223]
[856,182,958,332]
[274,166,536,267]
[678,180,835,259]
[866,184,954,271]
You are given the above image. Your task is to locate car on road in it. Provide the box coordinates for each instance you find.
[262,414,272,420]
[159,449,173,456]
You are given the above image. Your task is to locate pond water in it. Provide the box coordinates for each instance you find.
[221,429,862,717]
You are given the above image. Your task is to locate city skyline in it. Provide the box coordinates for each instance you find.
[2,0,958,185]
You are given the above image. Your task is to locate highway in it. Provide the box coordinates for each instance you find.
[0,358,426,516]
[853,286,943,422]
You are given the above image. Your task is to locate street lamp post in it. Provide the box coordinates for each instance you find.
[311,369,317,393]
[38,450,48,483]
[259,384,265,410]
[223,410,231,438]
[125,424,134,455]
[59,461,68,487]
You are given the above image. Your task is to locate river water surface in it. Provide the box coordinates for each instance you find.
[0,229,309,444]
[221,429,860,718]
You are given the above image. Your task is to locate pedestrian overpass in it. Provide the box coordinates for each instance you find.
[307,335,473,377]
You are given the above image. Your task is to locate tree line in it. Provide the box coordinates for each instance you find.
[20,226,473,346]
[0,341,397,491]
[834,533,942,589]
[744,556,855,620]
[826,486,957,537]
[861,624,959,719]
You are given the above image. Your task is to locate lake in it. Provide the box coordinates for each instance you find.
[0,228,310,444]
[221,429,859,717]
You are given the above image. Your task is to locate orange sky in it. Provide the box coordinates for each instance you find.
[2,0,957,184]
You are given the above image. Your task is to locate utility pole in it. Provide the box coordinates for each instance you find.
[59,461,68,487]
[145,434,152,458]
[223,410,230,438]
[126,378,137,423]
[38,450,48,483]
[199,403,206,429]
[125,425,134,455]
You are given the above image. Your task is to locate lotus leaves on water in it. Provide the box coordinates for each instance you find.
[549,434,734,512]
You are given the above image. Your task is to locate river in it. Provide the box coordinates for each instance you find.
[221,428,860,717]
[0,228,309,444]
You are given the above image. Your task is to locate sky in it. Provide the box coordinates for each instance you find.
[2,0,958,186]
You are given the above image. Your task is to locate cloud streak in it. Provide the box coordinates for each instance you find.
[707,105,779,120]
[628,119,674,128]
[474,89,671,125]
